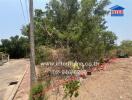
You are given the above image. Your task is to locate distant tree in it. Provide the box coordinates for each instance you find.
[0,45,3,52]
[120,40,132,56]
[1,35,29,58]
[121,40,132,47]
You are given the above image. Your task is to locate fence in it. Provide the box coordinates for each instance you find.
[0,52,10,66]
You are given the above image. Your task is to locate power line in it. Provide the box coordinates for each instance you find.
[19,0,27,24]
[25,0,30,22]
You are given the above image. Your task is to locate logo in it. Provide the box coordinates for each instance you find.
[110,5,125,16]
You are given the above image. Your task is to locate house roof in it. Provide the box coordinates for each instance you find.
[110,5,125,10]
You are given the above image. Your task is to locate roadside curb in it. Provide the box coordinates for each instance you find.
[7,64,29,100]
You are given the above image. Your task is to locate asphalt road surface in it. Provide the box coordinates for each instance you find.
[0,59,29,100]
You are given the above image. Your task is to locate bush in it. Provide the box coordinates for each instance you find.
[30,83,44,100]
[35,46,53,64]
[116,49,129,58]
[120,40,132,56]
[63,80,80,99]
[35,46,69,65]
[109,49,117,59]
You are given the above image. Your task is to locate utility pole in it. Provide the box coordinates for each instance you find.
[29,0,36,86]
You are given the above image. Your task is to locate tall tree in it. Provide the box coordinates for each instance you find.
[22,0,117,64]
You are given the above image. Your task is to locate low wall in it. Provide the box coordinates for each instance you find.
[0,53,9,66]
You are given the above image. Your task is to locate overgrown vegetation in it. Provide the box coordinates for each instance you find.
[63,80,80,99]
[0,0,132,99]
[116,40,132,58]
[0,0,131,61]
[21,0,117,65]
[30,81,50,100]
[30,83,44,100]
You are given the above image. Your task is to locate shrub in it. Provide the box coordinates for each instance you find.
[63,80,80,99]
[35,46,52,65]
[109,49,117,59]
[35,46,69,65]
[30,83,44,100]
[116,49,129,58]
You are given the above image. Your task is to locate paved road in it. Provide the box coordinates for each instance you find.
[0,59,29,100]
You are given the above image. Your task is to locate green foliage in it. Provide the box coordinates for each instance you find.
[0,45,3,52]
[0,35,29,58]
[108,49,117,58]
[35,46,53,64]
[115,40,132,58]
[116,49,129,58]
[30,80,51,100]
[32,84,43,95]
[43,0,117,62]
[30,83,44,100]
[63,80,80,99]
[36,46,70,64]
[120,40,132,56]
[22,0,117,97]
[21,0,117,64]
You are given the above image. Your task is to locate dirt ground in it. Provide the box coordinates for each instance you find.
[47,57,132,100]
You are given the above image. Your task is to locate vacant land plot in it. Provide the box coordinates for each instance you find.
[48,57,132,100]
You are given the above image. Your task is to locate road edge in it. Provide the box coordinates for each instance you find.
[7,64,29,100]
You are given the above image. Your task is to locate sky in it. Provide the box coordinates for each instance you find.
[0,0,132,45]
